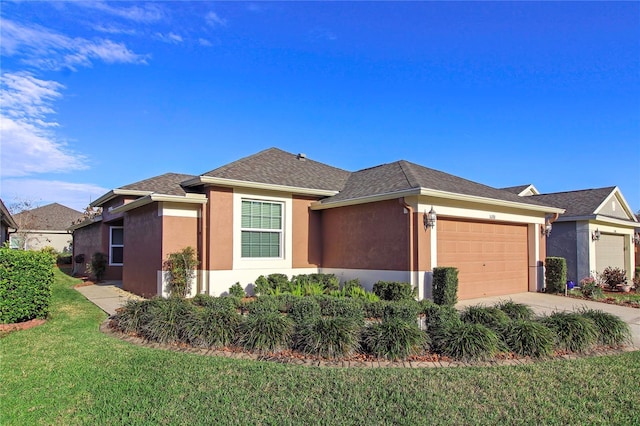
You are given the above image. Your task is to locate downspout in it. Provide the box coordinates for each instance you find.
[400,198,415,290]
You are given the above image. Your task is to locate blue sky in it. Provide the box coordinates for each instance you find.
[1,1,639,213]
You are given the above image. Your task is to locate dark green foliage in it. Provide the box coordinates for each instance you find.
[460,305,511,332]
[291,273,340,293]
[253,273,290,295]
[580,280,603,299]
[545,257,567,294]
[163,247,199,298]
[56,252,72,265]
[438,322,501,361]
[601,266,627,290]
[541,312,598,352]
[423,304,463,352]
[0,248,54,323]
[418,298,437,315]
[90,252,108,282]
[372,281,414,301]
[228,282,246,298]
[318,297,364,325]
[501,320,555,358]
[246,296,281,315]
[382,300,420,324]
[341,278,362,293]
[495,300,535,321]
[432,267,459,306]
[113,298,159,333]
[140,297,196,344]
[362,319,428,360]
[578,308,631,347]
[294,316,361,358]
[183,303,242,348]
[236,311,294,352]
[289,297,321,324]
[191,294,240,311]
[362,300,390,319]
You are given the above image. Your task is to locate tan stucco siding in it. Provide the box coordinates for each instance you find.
[321,199,409,271]
[161,215,199,258]
[206,186,233,270]
[72,222,103,276]
[123,203,162,296]
[292,196,322,268]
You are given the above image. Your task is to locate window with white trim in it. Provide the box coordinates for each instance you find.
[110,226,124,265]
[241,200,283,258]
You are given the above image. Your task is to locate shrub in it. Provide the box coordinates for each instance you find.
[423,304,462,352]
[294,316,361,358]
[90,252,108,282]
[236,311,294,352]
[254,273,290,296]
[362,300,389,319]
[191,294,240,311]
[318,297,364,325]
[361,319,428,360]
[341,278,362,293]
[418,298,437,315]
[229,282,246,298]
[39,246,58,260]
[432,267,458,306]
[578,308,631,347]
[382,300,420,324]
[372,281,414,301]
[163,246,199,298]
[579,277,603,299]
[114,298,158,333]
[183,303,242,348]
[460,305,511,332]
[0,248,54,323]
[495,300,534,321]
[541,312,598,352]
[545,257,567,294]
[501,320,555,358]
[246,296,281,315]
[438,322,501,361]
[289,297,321,324]
[140,297,196,344]
[601,266,627,290]
[56,252,72,265]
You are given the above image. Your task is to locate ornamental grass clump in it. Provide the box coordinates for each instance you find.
[294,316,361,358]
[460,305,511,333]
[438,322,501,361]
[541,312,598,353]
[423,304,463,352]
[382,300,420,325]
[182,303,242,348]
[140,297,196,344]
[495,300,535,321]
[501,320,555,358]
[578,308,631,347]
[236,311,294,353]
[361,319,428,360]
[113,298,158,334]
[319,297,364,325]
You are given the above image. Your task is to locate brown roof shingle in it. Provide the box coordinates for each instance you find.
[119,172,196,196]
[13,203,83,231]
[530,187,617,217]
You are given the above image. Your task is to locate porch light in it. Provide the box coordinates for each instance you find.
[541,220,552,237]
[424,207,437,230]
[592,229,601,241]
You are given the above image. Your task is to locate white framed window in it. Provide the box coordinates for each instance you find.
[240,200,283,258]
[110,226,124,265]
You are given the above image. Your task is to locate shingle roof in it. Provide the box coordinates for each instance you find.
[201,148,351,192]
[119,172,196,196]
[13,203,83,231]
[502,184,534,195]
[320,160,558,208]
[530,187,617,217]
[0,198,18,229]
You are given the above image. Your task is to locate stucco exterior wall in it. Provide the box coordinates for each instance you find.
[321,198,409,271]
[205,186,233,270]
[72,222,103,276]
[122,203,162,297]
[546,221,579,282]
[292,196,322,268]
[16,231,72,252]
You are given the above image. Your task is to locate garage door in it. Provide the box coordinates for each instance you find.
[437,219,529,300]
[595,234,625,272]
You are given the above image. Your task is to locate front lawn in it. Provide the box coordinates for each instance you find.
[568,288,640,309]
[1,268,639,425]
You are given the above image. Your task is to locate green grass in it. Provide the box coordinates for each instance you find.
[2,268,640,425]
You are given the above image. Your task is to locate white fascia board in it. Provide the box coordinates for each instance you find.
[593,187,637,222]
[556,214,639,228]
[184,176,339,197]
[110,193,207,214]
[310,189,422,210]
[90,189,153,207]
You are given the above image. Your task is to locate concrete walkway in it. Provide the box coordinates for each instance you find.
[456,292,640,348]
[75,281,144,316]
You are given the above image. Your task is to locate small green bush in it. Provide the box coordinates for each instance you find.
[56,252,72,265]
[601,266,627,290]
[362,299,390,319]
[163,247,199,298]
[438,322,501,361]
[382,300,420,324]
[432,267,458,306]
[341,278,362,293]
[191,294,240,311]
[423,304,462,352]
[418,299,437,315]
[372,281,414,301]
[495,300,534,321]
[183,304,242,348]
[460,305,511,332]
[90,252,108,282]
[294,316,361,358]
[580,278,603,299]
[236,311,294,353]
[140,297,196,344]
[318,297,364,325]
[578,308,631,347]
[228,282,246,298]
[545,257,567,294]
[0,248,54,323]
[289,297,321,324]
[362,319,428,360]
[541,312,598,352]
[114,298,159,333]
[501,320,555,358]
[254,273,290,295]
[246,296,281,315]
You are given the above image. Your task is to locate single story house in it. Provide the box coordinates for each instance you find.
[0,199,18,246]
[11,203,83,252]
[504,185,638,283]
[72,148,565,300]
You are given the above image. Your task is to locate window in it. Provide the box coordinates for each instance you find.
[241,200,282,258]
[110,226,124,265]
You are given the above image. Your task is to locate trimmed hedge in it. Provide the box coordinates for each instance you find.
[545,257,567,294]
[372,281,414,301]
[432,267,458,306]
[0,249,54,323]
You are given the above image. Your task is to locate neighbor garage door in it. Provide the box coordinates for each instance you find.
[595,233,625,272]
[437,219,529,300]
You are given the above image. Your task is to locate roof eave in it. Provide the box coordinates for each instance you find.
[311,189,422,210]
[418,188,565,213]
[183,176,340,197]
[90,189,153,208]
[109,193,207,214]
[68,215,103,232]
[556,214,639,227]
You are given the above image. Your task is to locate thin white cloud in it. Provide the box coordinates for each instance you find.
[74,1,164,23]
[0,72,88,177]
[94,24,137,36]
[0,179,109,211]
[205,11,227,27]
[198,38,213,47]
[156,32,184,44]
[1,18,148,71]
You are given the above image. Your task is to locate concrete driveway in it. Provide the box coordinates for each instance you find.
[456,292,640,348]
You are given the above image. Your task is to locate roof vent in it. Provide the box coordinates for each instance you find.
[297,153,307,161]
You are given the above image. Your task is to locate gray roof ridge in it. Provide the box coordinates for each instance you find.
[534,186,616,197]
[118,172,196,190]
[397,160,422,188]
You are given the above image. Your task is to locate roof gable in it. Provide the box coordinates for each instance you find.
[501,184,540,196]
[531,186,636,221]
[13,203,84,231]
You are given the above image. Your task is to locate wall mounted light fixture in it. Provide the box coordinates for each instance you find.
[423,206,436,230]
[541,220,552,237]
[592,228,601,241]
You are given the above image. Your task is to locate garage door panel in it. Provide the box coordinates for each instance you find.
[595,234,625,272]
[438,219,528,300]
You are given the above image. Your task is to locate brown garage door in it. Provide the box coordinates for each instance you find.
[437,219,529,300]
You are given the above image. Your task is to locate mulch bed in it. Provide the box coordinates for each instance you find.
[0,318,46,334]
[565,289,640,309]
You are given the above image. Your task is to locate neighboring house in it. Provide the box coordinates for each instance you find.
[0,199,18,245]
[72,148,563,300]
[11,203,83,252]
[505,185,638,284]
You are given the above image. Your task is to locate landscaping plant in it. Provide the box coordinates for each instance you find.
[362,319,428,360]
[495,300,534,321]
[501,320,555,358]
[432,267,459,306]
[294,316,361,358]
[460,305,511,332]
[545,257,567,294]
[438,322,501,361]
[541,312,598,353]
[236,311,294,352]
[163,246,199,298]
[578,308,631,347]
